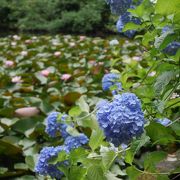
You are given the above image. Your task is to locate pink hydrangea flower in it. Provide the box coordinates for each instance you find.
[21,51,28,56]
[5,60,14,67]
[13,35,21,40]
[132,56,142,61]
[12,76,23,83]
[88,60,96,65]
[25,39,32,44]
[79,36,86,41]
[54,51,61,57]
[69,42,75,47]
[61,74,71,81]
[11,42,17,46]
[41,69,50,77]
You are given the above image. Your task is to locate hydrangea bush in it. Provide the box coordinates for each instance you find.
[34,0,179,179]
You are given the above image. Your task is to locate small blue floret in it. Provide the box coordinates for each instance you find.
[102,73,122,95]
[64,134,89,151]
[156,118,171,127]
[35,146,67,179]
[116,12,141,38]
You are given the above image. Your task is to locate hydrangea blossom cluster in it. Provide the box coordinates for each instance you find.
[96,93,145,146]
[162,26,173,34]
[64,134,89,151]
[102,73,122,95]
[161,26,180,55]
[45,112,69,138]
[116,12,141,38]
[36,112,89,179]
[35,146,66,179]
[156,118,171,127]
[163,41,180,56]
[105,0,142,38]
[106,0,132,15]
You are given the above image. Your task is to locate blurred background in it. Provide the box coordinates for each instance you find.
[0,0,118,36]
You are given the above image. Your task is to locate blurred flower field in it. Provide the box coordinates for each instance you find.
[0,34,144,179]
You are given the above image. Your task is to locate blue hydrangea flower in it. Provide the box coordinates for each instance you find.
[106,0,132,15]
[64,134,89,151]
[156,118,171,127]
[96,93,145,146]
[102,73,122,95]
[35,146,67,179]
[162,26,172,34]
[45,112,69,139]
[162,41,180,56]
[116,12,141,38]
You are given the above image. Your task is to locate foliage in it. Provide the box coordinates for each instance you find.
[0,0,109,33]
[0,0,180,179]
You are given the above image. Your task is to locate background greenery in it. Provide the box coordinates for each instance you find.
[0,0,112,34]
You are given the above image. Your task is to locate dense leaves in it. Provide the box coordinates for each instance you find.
[0,0,180,179]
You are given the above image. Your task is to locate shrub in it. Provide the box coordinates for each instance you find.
[0,0,110,33]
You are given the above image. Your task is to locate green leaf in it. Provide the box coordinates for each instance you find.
[125,134,150,165]
[142,31,157,47]
[14,163,28,170]
[144,151,167,172]
[154,30,174,49]
[66,126,80,136]
[68,166,87,180]
[154,71,176,95]
[76,96,89,113]
[49,151,68,165]
[170,122,180,136]
[69,106,82,117]
[87,165,105,180]
[106,171,121,180]
[89,129,104,151]
[70,147,88,164]
[126,166,142,180]
[146,122,175,145]
[155,0,180,15]
[123,23,142,32]
[34,72,47,84]
[25,155,38,171]
[77,113,99,130]
[102,150,117,170]
[0,167,8,175]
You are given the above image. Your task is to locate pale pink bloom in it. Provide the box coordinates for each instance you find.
[98,62,104,66]
[13,35,21,40]
[32,36,37,40]
[54,51,61,57]
[15,107,40,117]
[21,51,28,56]
[79,36,86,41]
[52,42,59,46]
[88,60,96,65]
[11,42,17,46]
[12,76,23,83]
[25,39,32,44]
[69,42,75,47]
[41,69,50,77]
[148,71,156,77]
[5,60,14,67]
[61,74,71,81]
[92,40,98,44]
[132,56,142,61]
